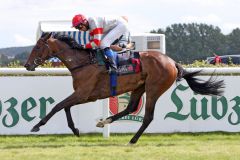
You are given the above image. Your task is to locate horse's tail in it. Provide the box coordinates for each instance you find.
[175,63,225,96]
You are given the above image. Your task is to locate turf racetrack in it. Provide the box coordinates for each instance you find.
[0,133,240,160]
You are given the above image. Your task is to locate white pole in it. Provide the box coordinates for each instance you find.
[160,34,166,54]
[102,98,110,138]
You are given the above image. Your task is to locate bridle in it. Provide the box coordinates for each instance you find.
[33,40,53,66]
[33,39,68,66]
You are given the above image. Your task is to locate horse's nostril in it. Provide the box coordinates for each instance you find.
[24,64,29,68]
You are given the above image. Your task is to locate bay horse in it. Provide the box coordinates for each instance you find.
[24,32,224,144]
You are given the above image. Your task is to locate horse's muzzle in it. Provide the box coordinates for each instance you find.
[24,64,36,71]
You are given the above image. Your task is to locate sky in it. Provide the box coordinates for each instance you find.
[0,0,240,48]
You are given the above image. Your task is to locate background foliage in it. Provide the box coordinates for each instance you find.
[151,23,240,63]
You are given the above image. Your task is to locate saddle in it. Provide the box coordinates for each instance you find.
[95,49,142,75]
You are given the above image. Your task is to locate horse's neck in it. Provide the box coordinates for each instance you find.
[55,47,90,71]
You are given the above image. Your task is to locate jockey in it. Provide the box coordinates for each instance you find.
[72,14,129,73]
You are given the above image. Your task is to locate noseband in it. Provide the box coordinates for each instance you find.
[33,57,45,66]
[33,41,53,66]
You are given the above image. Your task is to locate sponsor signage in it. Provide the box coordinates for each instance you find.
[109,92,144,122]
[165,84,240,125]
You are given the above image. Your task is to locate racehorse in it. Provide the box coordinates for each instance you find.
[24,32,224,144]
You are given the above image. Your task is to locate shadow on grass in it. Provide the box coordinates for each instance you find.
[1,141,184,150]
[156,143,177,147]
[1,143,135,150]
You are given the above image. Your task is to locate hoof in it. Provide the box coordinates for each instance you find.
[31,126,40,132]
[96,121,104,128]
[126,142,135,146]
[96,118,112,128]
[73,128,80,137]
[129,138,137,145]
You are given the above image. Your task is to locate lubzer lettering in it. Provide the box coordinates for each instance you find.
[0,97,55,128]
[228,97,240,125]
[2,98,19,127]
[165,84,240,125]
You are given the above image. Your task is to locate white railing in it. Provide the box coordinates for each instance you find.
[1,67,240,75]
[186,67,240,74]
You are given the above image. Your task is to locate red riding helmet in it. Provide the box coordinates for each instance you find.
[72,14,87,27]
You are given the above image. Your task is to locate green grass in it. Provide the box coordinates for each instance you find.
[0,133,240,160]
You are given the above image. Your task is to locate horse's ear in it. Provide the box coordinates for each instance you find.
[43,32,53,41]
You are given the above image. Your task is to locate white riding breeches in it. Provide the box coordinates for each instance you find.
[100,20,128,49]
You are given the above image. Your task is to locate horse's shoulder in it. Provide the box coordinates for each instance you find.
[139,51,165,58]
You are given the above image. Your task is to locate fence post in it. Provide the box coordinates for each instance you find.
[102,98,110,138]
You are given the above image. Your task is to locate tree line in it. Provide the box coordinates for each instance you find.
[0,52,29,66]
[151,23,240,63]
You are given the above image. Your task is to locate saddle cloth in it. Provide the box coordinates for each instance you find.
[96,50,141,75]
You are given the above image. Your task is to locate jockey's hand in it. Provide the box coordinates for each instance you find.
[79,44,85,49]
[110,45,123,51]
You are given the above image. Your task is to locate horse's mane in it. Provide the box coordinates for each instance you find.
[53,34,84,51]
[41,32,49,38]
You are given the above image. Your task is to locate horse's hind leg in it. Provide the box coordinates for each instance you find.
[128,68,177,144]
[129,95,158,144]
[31,93,79,132]
[96,85,145,127]
[65,107,79,136]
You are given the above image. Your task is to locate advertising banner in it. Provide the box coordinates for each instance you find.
[0,75,239,134]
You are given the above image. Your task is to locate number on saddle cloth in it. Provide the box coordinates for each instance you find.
[116,50,141,75]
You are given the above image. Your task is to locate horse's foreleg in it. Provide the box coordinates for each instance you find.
[31,93,79,132]
[129,96,157,144]
[65,107,79,136]
[96,85,145,128]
